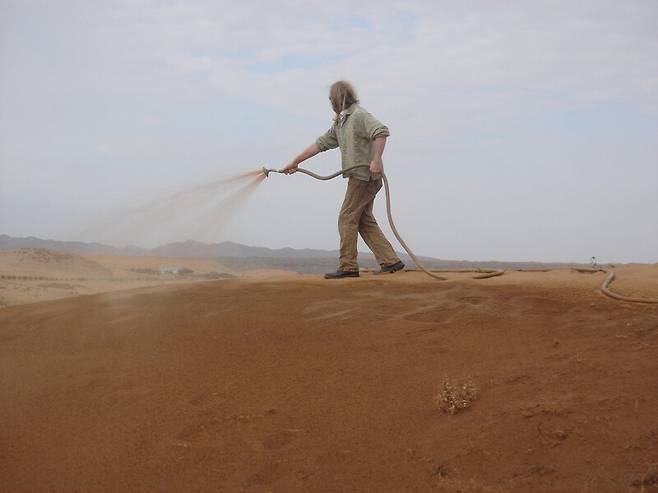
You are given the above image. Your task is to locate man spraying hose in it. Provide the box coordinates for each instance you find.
[279,80,405,279]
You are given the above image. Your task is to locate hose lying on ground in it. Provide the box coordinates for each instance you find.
[575,268,658,304]
[288,165,658,304]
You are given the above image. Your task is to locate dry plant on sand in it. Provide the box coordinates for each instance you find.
[435,377,479,415]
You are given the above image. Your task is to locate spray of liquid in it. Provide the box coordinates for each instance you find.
[129,169,265,217]
[191,172,266,239]
[77,168,269,246]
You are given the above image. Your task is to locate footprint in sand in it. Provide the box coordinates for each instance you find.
[242,462,281,488]
[315,449,353,465]
[188,394,208,406]
[262,430,296,450]
[457,295,486,305]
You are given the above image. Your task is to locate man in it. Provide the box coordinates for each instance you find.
[280,80,405,279]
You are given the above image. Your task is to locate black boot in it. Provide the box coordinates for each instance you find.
[324,270,360,279]
[374,261,405,275]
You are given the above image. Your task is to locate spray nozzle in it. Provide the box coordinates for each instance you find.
[261,166,280,178]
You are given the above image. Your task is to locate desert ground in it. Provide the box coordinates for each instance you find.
[1,257,657,492]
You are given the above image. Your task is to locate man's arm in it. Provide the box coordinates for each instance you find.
[370,136,387,174]
[280,125,339,174]
[279,143,321,174]
[360,111,390,175]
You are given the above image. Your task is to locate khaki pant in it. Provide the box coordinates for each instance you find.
[338,177,400,272]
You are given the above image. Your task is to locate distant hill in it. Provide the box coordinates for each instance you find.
[0,234,583,271]
[0,235,345,259]
[0,235,402,260]
[0,234,129,256]
[149,240,343,259]
[0,248,112,278]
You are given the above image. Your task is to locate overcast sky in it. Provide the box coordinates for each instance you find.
[1,0,657,263]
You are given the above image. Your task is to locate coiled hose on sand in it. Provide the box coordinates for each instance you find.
[285,165,657,304]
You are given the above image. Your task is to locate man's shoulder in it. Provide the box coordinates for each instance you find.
[350,105,374,122]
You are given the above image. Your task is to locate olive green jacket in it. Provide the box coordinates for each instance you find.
[315,104,390,181]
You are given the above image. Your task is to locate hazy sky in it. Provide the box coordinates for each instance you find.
[1,1,657,263]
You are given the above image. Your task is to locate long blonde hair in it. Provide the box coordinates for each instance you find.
[329,80,359,115]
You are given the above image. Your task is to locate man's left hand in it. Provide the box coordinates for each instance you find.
[369,159,383,174]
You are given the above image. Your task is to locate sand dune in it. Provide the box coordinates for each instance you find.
[0,248,235,280]
[0,248,111,278]
[0,249,237,307]
[1,268,657,492]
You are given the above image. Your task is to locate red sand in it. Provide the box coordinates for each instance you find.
[1,271,657,492]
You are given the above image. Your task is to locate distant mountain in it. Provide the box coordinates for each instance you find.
[0,234,582,270]
[0,235,346,259]
[150,240,342,259]
[0,234,130,255]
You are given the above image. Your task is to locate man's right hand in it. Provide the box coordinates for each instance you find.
[278,162,299,174]
[279,143,320,174]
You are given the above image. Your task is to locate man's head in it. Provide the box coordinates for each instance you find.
[329,80,359,115]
